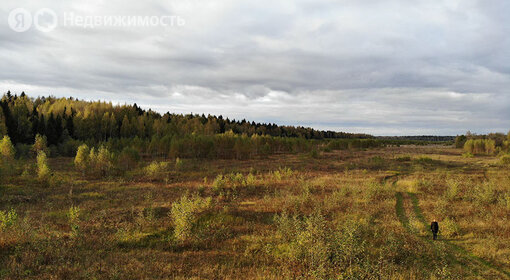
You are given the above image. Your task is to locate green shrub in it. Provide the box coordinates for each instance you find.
[415,156,434,164]
[32,134,49,157]
[272,212,330,278]
[364,180,391,202]
[464,139,496,155]
[212,174,227,193]
[499,192,510,210]
[471,182,498,206]
[444,179,460,201]
[0,209,18,231]
[367,156,385,169]
[36,151,50,181]
[144,161,169,180]
[175,157,183,170]
[271,167,293,181]
[15,143,31,159]
[309,148,320,159]
[270,212,368,278]
[118,146,140,171]
[0,135,15,161]
[245,173,256,186]
[441,217,460,238]
[395,155,411,162]
[170,194,212,243]
[68,206,81,238]
[74,144,90,174]
[211,172,256,195]
[500,154,510,165]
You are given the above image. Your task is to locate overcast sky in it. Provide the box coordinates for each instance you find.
[1,0,509,135]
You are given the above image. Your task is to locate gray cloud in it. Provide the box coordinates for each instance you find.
[0,0,509,135]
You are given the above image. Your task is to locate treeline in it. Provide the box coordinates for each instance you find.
[0,91,373,159]
[378,135,455,142]
[455,132,510,155]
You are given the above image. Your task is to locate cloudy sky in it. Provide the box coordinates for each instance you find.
[1,0,509,135]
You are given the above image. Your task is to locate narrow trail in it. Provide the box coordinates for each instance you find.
[392,177,510,279]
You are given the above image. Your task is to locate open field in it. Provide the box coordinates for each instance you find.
[1,145,510,279]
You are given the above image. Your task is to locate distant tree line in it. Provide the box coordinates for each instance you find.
[378,136,455,142]
[455,132,510,155]
[0,91,372,159]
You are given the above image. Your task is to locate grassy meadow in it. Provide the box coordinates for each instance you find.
[1,145,510,279]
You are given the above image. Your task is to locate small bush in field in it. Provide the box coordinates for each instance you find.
[36,151,50,181]
[471,182,498,206]
[144,161,169,180]
[0,209,18,231]
[271,167,293,181]
[444,179,460,201]
[272,212,330,278]
[441,217,460,238]
[84,146,114,176]
[32,134,49,156]
[118,146,140,171]
[74,144,90,174]
[0,135,15,161]
[309,148,320,159]
[175,157,183,170]
[462,152,474,158]
[500,192,510,210]
[364,180,391,201]
[500,154,510,165]
[396,155,411,162]
[271,212,368,278]
[367,156,385,169]
[68,206,81,238]
[95,146,114,176]
[212,172,256,193]
[415,156,434,164]
[170,194,212,243]
[245,173,256,186]
[212,174,227,192]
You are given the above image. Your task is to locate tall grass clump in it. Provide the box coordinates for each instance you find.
[170,194,212,243]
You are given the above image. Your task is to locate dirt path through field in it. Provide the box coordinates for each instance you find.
[394,177,510,279]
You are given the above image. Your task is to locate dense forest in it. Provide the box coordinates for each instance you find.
[0,91,374,159]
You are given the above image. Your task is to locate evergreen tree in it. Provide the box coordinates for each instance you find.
[0,107,8,138]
